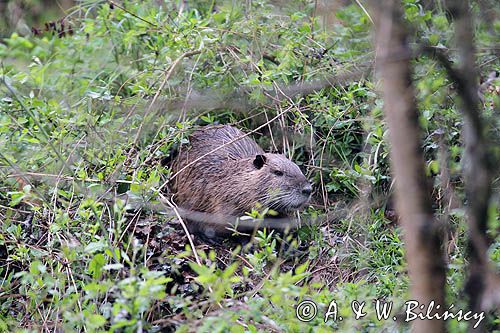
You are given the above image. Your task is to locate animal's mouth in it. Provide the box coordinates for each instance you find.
[281,199,308,211]
[264,203,302,216]
[292,194,311,208]
[263,189,310,212]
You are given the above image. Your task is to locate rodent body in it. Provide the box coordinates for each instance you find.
[170,125,311,237]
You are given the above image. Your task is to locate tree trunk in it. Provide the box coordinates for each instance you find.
[445,1,496,331]
[370,1,446,332]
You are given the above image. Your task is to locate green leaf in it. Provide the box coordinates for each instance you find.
[84,241,107,254]
[88,253,106,279]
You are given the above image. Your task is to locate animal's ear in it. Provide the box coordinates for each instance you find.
[253,154,266,169]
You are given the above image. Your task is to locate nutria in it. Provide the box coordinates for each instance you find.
[170,125,312,238]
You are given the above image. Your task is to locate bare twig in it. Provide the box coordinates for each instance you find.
[133,49,203,144]
[157,192,201,266]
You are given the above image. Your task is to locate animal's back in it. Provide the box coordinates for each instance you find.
[188,125,264,160]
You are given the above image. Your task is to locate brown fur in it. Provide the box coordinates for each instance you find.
[170,125,311,237]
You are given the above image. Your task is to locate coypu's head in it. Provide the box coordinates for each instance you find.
[251,153,312,214]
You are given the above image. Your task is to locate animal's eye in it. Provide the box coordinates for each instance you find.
[273,170,284,176]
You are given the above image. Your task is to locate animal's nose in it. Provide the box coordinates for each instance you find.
[302,184,312,196]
